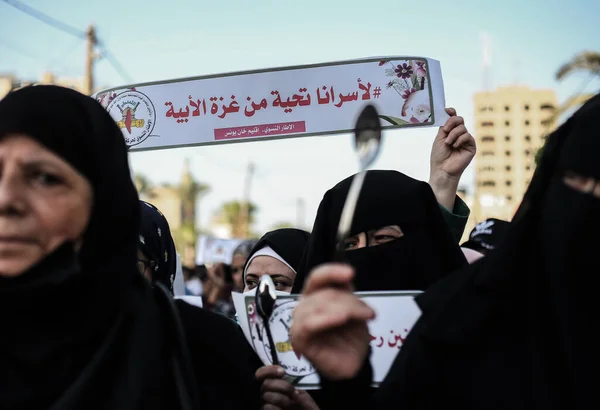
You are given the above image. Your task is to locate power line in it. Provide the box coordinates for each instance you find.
[97,43,133,83]
[1,0,133,84]
[1,0,86,39]
[0,37,44,61]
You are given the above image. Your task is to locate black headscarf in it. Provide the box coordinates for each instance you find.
[139,201,178,293]
[292,170,466,293]
[0,86,197,410]
[243,228,310,284]
[377,93,600,410]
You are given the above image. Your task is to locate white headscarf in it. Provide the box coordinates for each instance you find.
[243,245,296,283]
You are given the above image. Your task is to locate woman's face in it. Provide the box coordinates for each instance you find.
[137,249,154,281]
[340,224,404,251]
[231,253,247,292]
[0,134,93,277]
[244,255,296,293]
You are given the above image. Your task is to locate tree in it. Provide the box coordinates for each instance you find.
[535,50,600,165]
[270,221,296,230]
[134,173,153,199]
[556,51,600,81]
[214,200,258,238]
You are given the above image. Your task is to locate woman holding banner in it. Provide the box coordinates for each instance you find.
[290,94,600,409]
[0,85,261,410]
[258,109,475,409]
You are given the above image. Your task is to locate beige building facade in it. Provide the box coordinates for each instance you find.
[472,86,557,223]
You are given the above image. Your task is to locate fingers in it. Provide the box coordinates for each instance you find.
[452,132,476,151]
[445,107,457,116]
[293,291,375,336]
[256,365,285,381]
[445,124,468,146]
[435,115,465,143]
[262,378,296,396]
[303,263,354,295]
[261,378,296,408]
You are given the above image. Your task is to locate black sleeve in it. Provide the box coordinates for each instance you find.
[316,349,375,409]
[176,300,262,410]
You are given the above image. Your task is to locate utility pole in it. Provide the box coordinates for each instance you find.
[84,24,97,96]
[240,162,255,238]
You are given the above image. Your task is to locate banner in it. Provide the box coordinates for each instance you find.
[195,235,243,266]
[93,57,447,151]
[232,289,422,389]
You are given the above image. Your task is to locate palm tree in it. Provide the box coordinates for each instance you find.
[556,51,600,81]
[535,51,600,164]
[214,200,258,238]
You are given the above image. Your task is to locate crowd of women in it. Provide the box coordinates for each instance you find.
[0,84,595,409]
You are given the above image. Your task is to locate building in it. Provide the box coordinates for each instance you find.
[0,71,92,100]
[472,86,557,223]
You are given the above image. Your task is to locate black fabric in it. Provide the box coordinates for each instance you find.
[318,93,600,410]
[461,217,510,253]
[175,299,263,410]
[243,228,310,278]
[139,200,178,293]
[0,86,198,410]
[292,170,467,293]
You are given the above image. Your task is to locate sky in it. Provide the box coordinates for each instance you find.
[1,0,599,235]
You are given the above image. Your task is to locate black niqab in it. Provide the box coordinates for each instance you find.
[292,170,466,293]
[364,93,600,410]
[0,86,197,410]
[139,201,178,293]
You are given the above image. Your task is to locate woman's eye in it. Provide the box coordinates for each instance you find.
[32,171,63,186]
[373,234,397,242]
[245,280,257,290]
[273,280,289,290]
[370,226,403,245]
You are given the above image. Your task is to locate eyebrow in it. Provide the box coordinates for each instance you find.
[20,159,65,170]
[245,273,294,279]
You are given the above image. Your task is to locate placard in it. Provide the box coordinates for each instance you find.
[232,289,422,389]
[93,57,447,151]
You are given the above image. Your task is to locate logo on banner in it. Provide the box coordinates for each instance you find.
[107,91,156,146]
[261,301,316,377]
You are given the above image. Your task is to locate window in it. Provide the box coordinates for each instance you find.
[481,136,495,142]
[505,150,511,156]
[504,105,510,111]
[524,104,530,111]
[479,106,494,112]
[526,165,531,171]
[481,151,495,156]
[506,180,512,186]
[482,180,496,187]
[525,135,531,142]
[540,103,555,110]
[505,165,512,171]
[507,195,513,201]
[541,118,552,126]
[481,121,494,127]
[525,149,531,156]
[505,120,510,126]
[505,135,511,141]
[525,120,530,126]
[480,166,495,172]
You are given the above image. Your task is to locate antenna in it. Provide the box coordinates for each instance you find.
[481,32,491,91]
